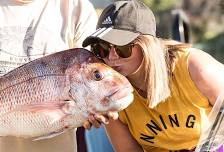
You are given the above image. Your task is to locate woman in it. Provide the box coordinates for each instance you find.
[82,0,224,151]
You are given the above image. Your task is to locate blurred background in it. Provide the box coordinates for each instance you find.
[90,0,224,63]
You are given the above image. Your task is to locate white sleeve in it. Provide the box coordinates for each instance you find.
[72,0,98,48]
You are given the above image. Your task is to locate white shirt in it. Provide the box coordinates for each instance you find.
[0,0,98,151]
[0,0,97,75]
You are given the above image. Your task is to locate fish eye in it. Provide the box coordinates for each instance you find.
[93,70,103,81]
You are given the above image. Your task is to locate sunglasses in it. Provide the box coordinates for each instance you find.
[91,42,134,59]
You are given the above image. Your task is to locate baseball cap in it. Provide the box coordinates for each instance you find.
[82,0,156,47]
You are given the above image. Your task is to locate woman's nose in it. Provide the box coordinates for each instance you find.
[108,46,119,60]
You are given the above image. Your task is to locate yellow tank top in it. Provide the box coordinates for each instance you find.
[119,49,212,152]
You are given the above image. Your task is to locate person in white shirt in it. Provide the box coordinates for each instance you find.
[0,0,97,152]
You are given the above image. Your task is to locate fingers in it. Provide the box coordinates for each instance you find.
[83,121,92,130]
[88,114,101,128]
[108,111,119,120]
[95,114,109,124]
[82,111,119,129]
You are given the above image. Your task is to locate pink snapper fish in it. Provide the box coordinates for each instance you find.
[0,48,133,140]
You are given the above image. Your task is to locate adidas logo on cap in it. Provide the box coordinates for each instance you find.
[102,16,113,25]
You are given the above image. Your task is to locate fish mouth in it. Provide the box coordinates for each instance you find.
[106,85,133,100]
[96,85,134,112]
[108,92,134,111]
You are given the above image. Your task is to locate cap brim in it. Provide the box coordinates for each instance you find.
[82,27,139,47]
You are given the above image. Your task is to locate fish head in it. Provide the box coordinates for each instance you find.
[67,56,134,114]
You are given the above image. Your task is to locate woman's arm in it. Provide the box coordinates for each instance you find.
[105,118,144,152]
[84,112,143,152]
[188,48,224,105]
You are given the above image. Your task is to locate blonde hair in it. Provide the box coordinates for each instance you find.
[134,35,190,108]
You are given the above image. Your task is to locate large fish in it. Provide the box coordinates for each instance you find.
[0,48,133,140]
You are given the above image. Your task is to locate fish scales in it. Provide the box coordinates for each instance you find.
[0,49,88,90]
[0,49,90,115]
[0,48,134,139]
[0,76,67,114]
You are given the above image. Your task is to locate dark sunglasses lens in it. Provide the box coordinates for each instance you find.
[92,43,109,58]
[116,45,132,58]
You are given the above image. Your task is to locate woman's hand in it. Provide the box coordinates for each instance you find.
[83,111,119,130]
[83,111,144,152]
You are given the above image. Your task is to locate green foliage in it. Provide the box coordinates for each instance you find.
[191,24,207,42]
[194,33,224,63]
[141,0,178,11]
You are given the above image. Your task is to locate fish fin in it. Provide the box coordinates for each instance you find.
[7,102,69,123]
[15,102,67,110]
[10,102,67,112]
[32,128,69,141]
